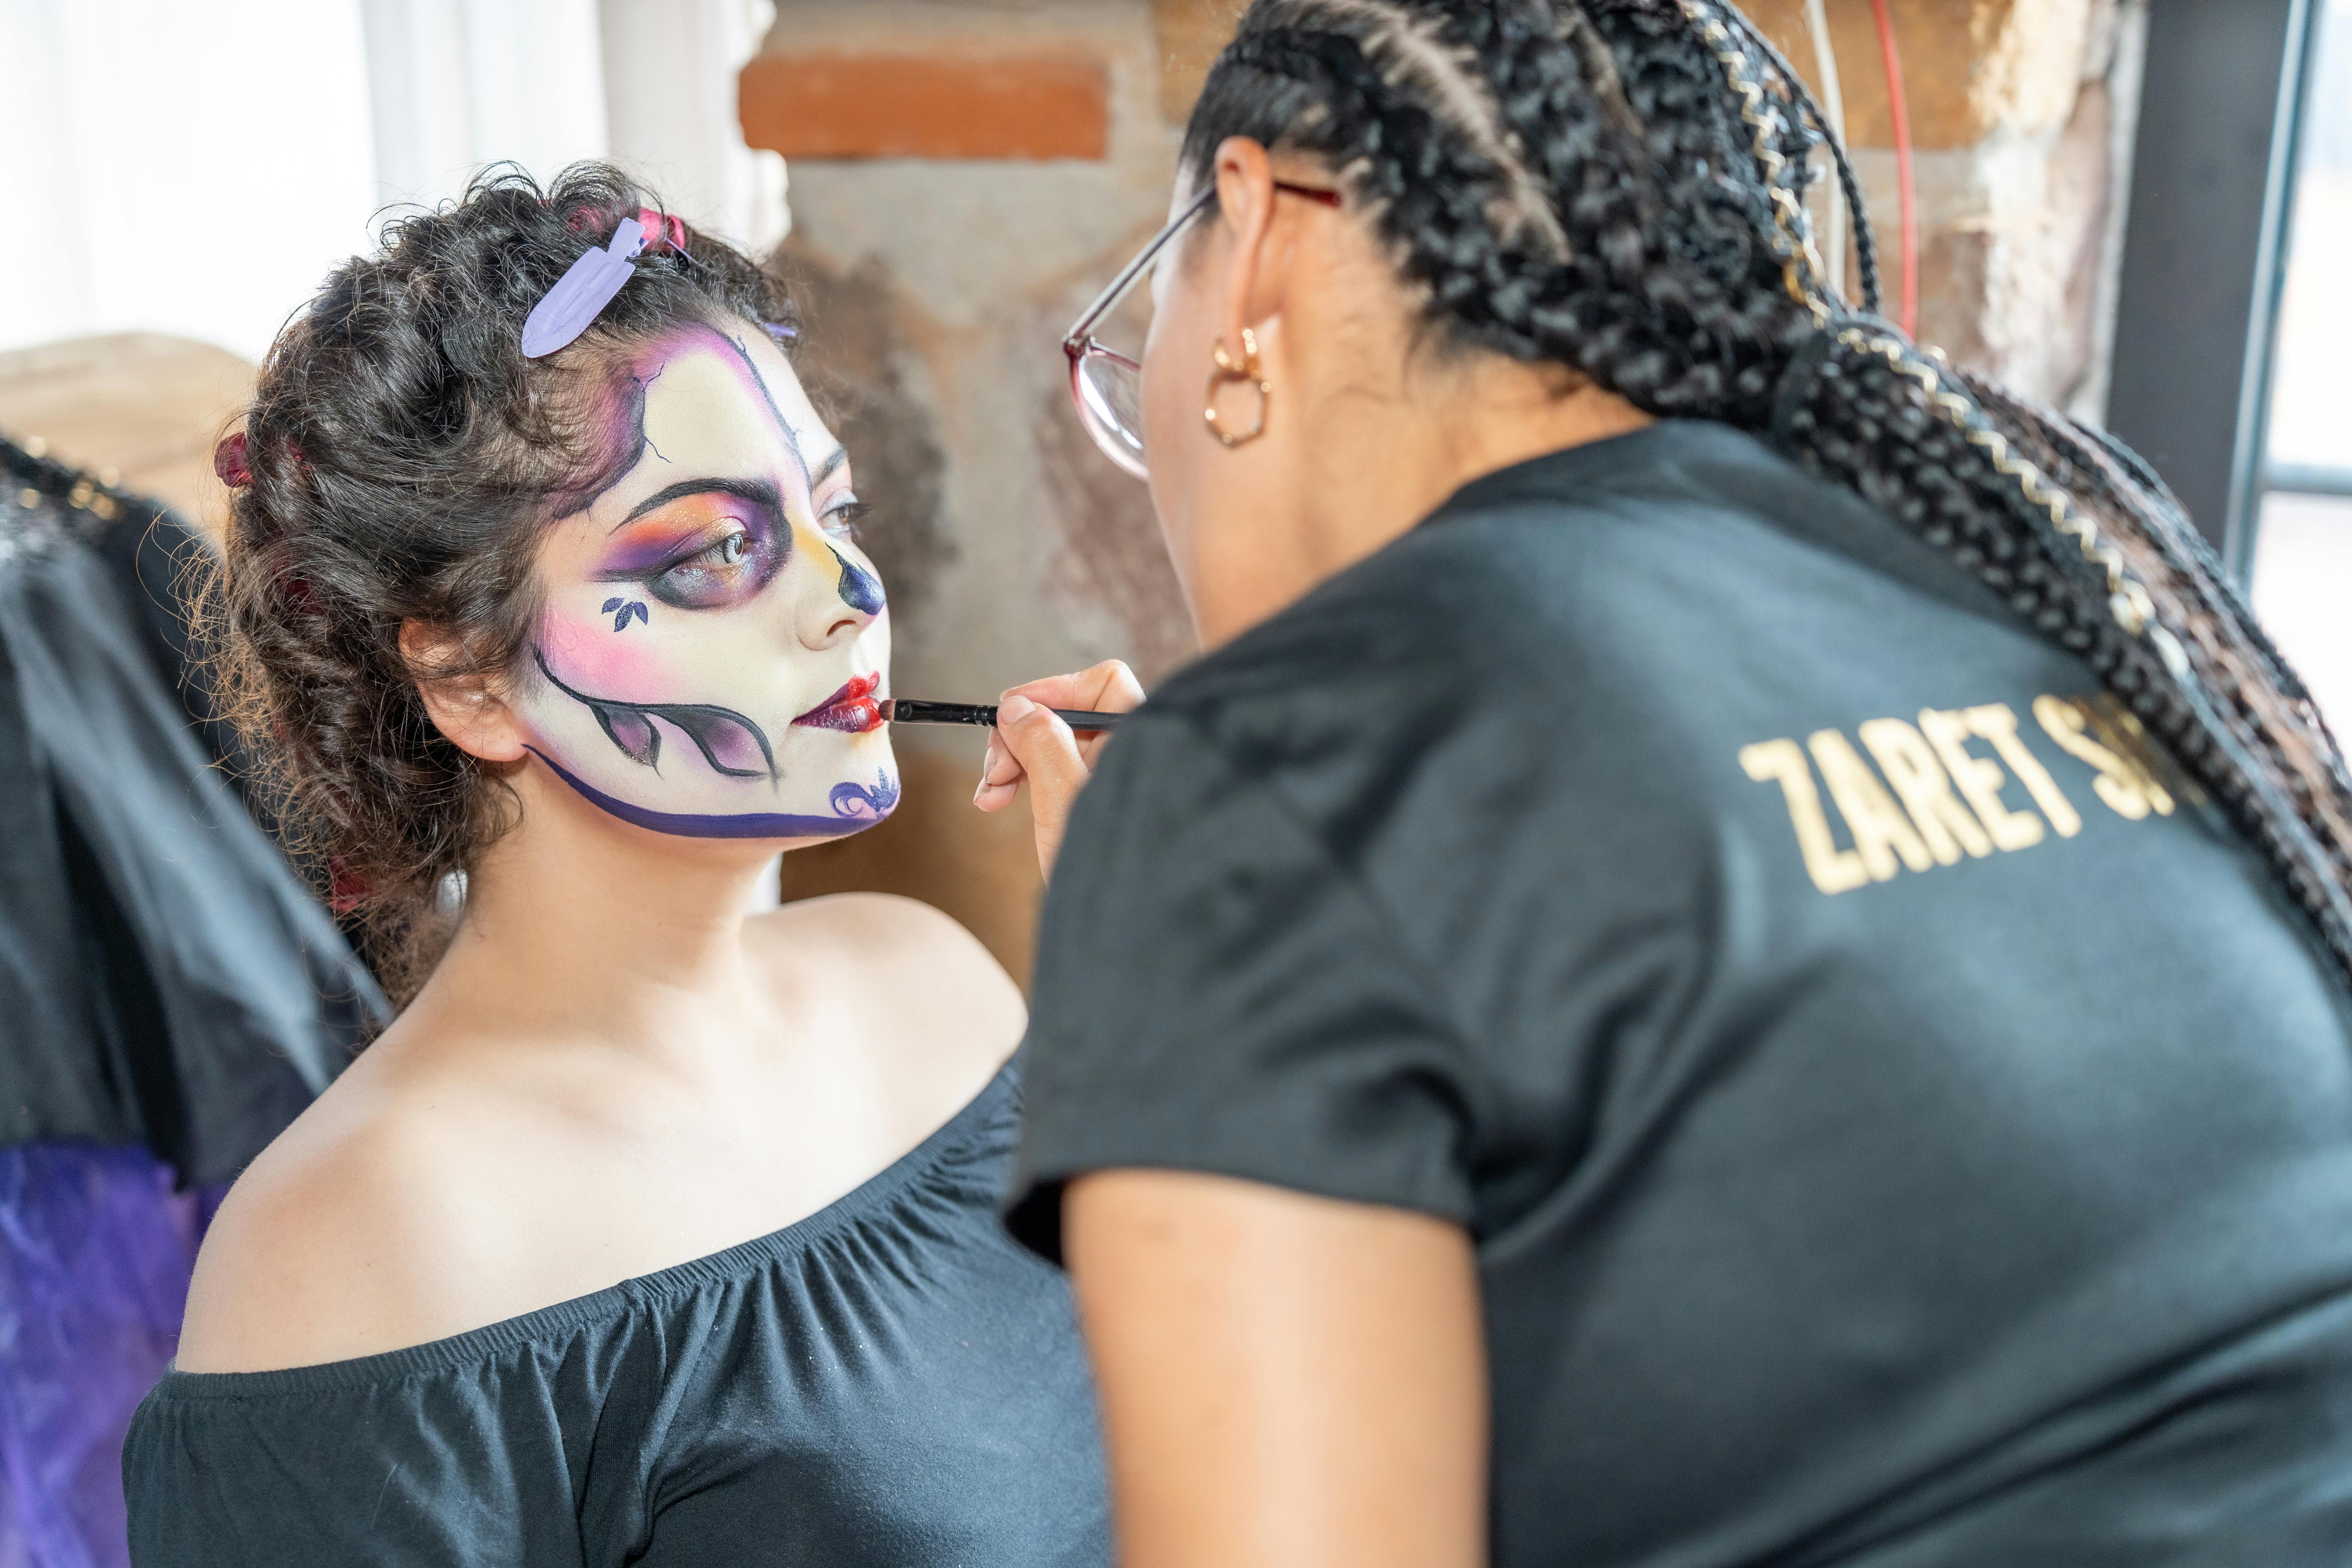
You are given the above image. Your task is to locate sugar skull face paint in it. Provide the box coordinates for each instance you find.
[516,322,898,840]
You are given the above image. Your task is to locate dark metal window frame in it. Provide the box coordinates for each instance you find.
[2105,0,2329,577]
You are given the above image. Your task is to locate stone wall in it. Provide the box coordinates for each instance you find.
[750,1,1193,981]
[1744,0,2145,418]
[747,0,2145,982]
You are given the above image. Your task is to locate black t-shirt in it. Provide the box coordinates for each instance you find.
[129,1066,1109,1567]
[1007,421,2352,1564]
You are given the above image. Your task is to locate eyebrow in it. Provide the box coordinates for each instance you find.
[812,446,848,486]
[618,477,783,529]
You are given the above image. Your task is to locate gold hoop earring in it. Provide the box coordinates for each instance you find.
[1204,327,1270,448]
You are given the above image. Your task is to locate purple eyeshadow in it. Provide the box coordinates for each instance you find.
[598,535,693,576]
[596,516,764,578]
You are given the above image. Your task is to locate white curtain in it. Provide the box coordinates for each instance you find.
[0,0,782,361]
[361,0,610,210]
[0,0,381,360]
[599,0,789,253]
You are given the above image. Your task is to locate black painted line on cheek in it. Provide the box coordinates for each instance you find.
[719,330,811,482]
[533,647,781,781]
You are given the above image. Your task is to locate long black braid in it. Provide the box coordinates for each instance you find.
[1181,0,2352,988]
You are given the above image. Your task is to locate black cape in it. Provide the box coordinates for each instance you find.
[0,435,382,1185]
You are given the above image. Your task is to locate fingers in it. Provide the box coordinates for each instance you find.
[974,729,1025,814]
[1090,659,1147,713]
[969,662,1143,876]
[1001,660,1144,718]
[1000,660,1144,768]
[990,694,1092,880]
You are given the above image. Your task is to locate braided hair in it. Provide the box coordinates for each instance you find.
[213,163,796,1001]
[1180,0,2352,990]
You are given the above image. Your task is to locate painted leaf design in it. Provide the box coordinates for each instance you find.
[654,704,774,779]
[594,705,660,769]
[602,597,624,614]
[534,647,775,781]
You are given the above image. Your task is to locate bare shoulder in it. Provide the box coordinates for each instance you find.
[175,1053,524,1374]
[747,892,1026,1083]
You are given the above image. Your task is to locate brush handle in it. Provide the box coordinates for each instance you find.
[885,699,1125,732]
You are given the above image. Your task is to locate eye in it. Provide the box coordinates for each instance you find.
[820,494,869,540]
[678,528,748,570]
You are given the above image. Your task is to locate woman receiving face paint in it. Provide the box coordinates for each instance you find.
[122,167,1108,1568]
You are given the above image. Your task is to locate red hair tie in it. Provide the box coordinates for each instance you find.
[326,856,371,915]
[213,432,250,488]
[561,203,685,254]
[637,208,687,255]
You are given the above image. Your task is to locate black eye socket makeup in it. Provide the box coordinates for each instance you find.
[595,478,789,611]
[651,531,767,609]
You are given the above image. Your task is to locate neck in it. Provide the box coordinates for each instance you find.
[403,762,777,1059]
[1188,360,1652,648]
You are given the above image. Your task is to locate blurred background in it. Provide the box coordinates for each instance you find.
[0,2,2346,1556]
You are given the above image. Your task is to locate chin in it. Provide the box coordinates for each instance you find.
[527,743,902,844]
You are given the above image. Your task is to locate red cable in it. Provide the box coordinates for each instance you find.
[1868,0,1918,337]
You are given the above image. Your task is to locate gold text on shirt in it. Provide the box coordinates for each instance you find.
[1741,695,2178,896]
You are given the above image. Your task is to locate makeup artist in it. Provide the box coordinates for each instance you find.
[978,2,2352,1564]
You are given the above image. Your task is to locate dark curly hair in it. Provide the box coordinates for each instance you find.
[1180,0,2352,990]
[214,162,797,1003]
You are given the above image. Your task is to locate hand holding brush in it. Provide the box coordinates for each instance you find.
[961,660,1146,879]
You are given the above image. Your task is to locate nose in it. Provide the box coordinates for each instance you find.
[793,524,887,650]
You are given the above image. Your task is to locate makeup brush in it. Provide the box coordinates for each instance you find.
[882,699,1126,733]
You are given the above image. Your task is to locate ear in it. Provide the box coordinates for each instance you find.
[1210,137,1297,365]
[400,619,529,764]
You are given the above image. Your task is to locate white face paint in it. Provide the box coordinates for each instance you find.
[516,321,899,840]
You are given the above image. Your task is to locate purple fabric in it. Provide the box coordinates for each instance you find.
[0,1143,221,1568]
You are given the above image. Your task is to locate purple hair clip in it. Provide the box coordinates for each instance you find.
[522,217,648,359]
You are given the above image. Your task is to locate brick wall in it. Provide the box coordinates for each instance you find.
[745,0,2144,979]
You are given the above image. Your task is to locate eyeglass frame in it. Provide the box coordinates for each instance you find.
[1060,180,1344,475]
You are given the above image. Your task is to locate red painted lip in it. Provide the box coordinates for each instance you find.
[793,673,884,733]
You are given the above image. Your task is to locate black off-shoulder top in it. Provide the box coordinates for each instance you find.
[125,1064,1108,1566]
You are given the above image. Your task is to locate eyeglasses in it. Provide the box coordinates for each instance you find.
[1062,181,1343,480]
